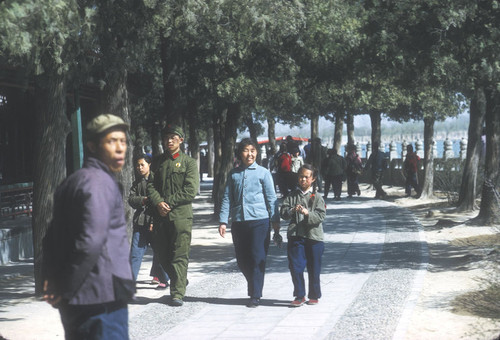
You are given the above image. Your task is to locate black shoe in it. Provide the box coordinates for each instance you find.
[170,298,184,307]
[246,298,260,308]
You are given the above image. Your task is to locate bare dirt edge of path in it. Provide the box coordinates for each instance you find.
[360,183,500,340]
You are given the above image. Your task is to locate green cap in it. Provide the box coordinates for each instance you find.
[162,125,184,139]
[87,114,129,136]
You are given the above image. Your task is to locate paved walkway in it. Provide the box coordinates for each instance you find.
[0,181,428,340]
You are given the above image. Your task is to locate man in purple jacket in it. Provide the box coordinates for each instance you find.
[42,114,134,339]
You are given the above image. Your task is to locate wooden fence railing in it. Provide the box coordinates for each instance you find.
[0,183,33,219]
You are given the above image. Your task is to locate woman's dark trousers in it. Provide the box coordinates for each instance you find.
[231,219,271,299]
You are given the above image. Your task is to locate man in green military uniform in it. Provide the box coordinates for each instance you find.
[147,125,199,306]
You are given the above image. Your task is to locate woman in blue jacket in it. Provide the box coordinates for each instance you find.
[218,138,281,308]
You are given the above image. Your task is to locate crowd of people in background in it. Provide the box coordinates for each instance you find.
[196,133,422,202]
[268,136,367,201]
[264,136,426,201]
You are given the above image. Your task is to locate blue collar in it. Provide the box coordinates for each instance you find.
[239,162,258,170]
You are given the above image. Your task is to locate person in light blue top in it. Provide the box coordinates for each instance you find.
[219,138,281,308]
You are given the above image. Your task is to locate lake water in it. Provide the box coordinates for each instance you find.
[344,139,464,158]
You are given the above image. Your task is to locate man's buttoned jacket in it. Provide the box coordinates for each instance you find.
[147,151,199,221]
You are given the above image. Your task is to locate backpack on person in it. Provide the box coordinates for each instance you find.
[276,152,292,173]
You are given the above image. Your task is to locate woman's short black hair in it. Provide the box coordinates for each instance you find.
[235,138,259,161]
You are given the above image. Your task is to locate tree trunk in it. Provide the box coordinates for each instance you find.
[346,112,355,146]
[311,112,319,141]
[420,115,435,199]
[267,117,277,156]
[369,110,382,146]
[457,87,486,211]
[186,100,201,190]
[185,101,199,159]
[95,0,136,237]
[310,112,323,190]
[311,111,319,167]
[212,109,222,202]
[151,120,163,156]
[243,113,261,163]
[333,110,344,153]
[102,69,134,239]
[32,72,71,295]
[474,89,500,225]
[213,102,241,215]
[207,127,214,178]
[160,34,181,126]
[243,113,258,143]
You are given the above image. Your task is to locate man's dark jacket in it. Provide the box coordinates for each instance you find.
[42,157,134,305]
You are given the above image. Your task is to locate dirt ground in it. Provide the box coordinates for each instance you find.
[359,183,500,340]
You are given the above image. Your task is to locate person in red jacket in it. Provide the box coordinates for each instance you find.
[403,144,421,198]
[275,143,292,198]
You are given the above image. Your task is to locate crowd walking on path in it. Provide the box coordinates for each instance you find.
[37,118,432,339]
[2,174,438,340]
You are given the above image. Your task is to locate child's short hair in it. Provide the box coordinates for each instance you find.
[298,163,318,192]
[134,153,151,165]
[298,163,318,178]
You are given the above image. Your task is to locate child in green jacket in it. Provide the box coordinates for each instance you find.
[280,164,326,307]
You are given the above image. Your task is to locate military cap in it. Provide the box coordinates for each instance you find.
[162,125,184,139]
